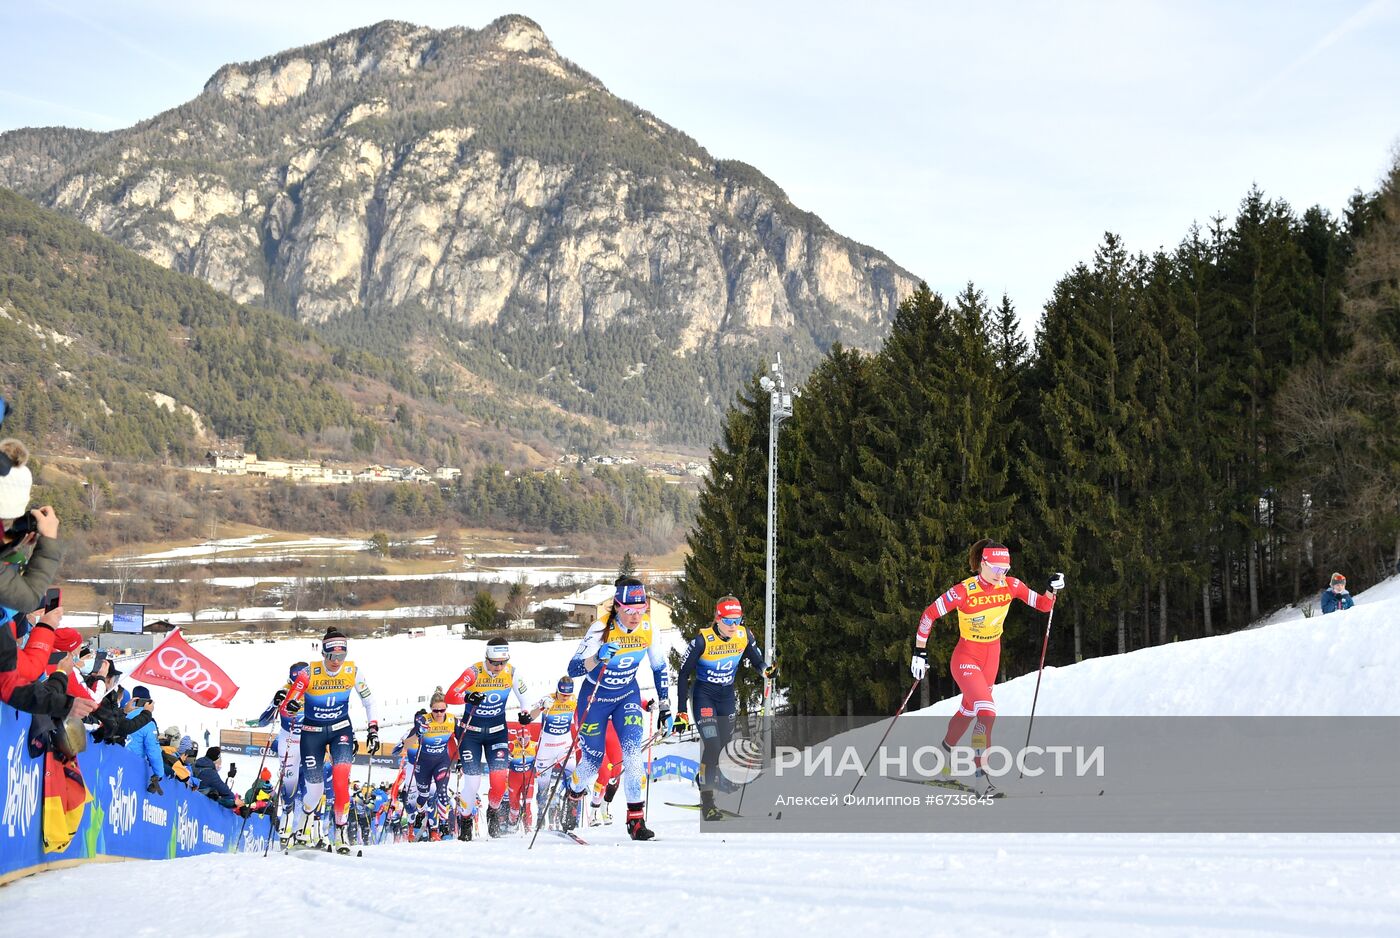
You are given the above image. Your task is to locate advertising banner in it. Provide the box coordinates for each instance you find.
[1,705,273,882]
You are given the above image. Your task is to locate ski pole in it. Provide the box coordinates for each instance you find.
[849,677,922,796]
[530,662,608,850]
[261,738,291,858]
[1019,576,1063,779]
[735,707,755,817]
[643,704,657,822]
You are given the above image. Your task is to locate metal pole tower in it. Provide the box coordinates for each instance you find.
[759,356,792,754]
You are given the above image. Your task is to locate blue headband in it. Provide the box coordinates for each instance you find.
[615,583,646,606]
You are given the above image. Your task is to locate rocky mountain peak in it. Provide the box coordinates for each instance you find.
[202,20,437,108]
[482,13,553,54]
[0,18,918,357]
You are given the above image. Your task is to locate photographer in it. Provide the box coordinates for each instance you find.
[1,606,97,721]
[1,624,97,720]
[123,686,165,794]
[0,437,64,613]
[83,653,137,745]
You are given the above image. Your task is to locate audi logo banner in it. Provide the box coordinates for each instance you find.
[128,630,239,709]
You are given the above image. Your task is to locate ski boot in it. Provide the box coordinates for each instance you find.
[561,791,584,832]
[588,796,606,826]
[428,826,442,842]
[333,823,352,855]
[486,804,503,838]
[971,768,1002,799]
[700,789,724,822]
[625,802,654,841]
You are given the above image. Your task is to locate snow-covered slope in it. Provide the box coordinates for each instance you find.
[920,574,1400,718]
[6,579,1399,936]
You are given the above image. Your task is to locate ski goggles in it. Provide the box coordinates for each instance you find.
[323,641,348,662]
[719,616,744,628]
[982,564,1010,578]
[615,602,647,614]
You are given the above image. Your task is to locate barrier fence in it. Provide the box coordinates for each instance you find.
[1,705,273,884]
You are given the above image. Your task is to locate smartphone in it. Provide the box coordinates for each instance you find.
[41,587,61,612]
[92,649,108,669]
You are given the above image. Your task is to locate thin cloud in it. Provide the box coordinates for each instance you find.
[40,0,204,82]
[1242,0,1396,106]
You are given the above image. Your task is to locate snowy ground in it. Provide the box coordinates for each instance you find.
[6,578,1400,936]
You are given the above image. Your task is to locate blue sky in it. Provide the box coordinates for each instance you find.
[2,1,1398,326]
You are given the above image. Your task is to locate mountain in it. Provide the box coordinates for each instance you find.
[0,186,608,467]
[0,17,917,362]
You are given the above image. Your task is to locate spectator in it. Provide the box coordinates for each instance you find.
[159,724,181,749]
[204,728,211,747]
[168,735,198,788]
[1320,572,1354,614]
[0,603,65,707]
[84,657,139,746]
[192,746,243,811]
[2,631,97,720]
[244,766,275,815]
[0,438,64,612]
[124,685,165,794]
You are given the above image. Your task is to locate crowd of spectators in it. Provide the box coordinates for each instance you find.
[0,423,262,824]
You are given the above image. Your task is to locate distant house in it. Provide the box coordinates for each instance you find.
[206,448,248,473]
[434,467,461,482]
[557,584,674,637]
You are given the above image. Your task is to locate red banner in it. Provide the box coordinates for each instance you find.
[128,630,239,709]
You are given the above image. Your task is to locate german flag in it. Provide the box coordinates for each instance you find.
[42,752,90,854]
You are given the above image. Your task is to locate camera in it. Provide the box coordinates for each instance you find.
[4,512,37,540]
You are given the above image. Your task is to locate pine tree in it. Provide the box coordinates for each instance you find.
[676,371,771,660]
[779,344,880,715]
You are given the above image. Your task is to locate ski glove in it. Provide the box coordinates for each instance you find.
[910,648,928,680]
[673,712,692,736]
[366,722,380,754]
[284,696,303,715]
[597,641,620,663]
[518,709,534,725]
[272,689,288,706]
[465,691,486,705]
[148,775,164,796]
[227,763,238,779]
[1048,572,1066,591]
[763,664,778,680]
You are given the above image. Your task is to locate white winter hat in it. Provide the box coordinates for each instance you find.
[0,439,33,520]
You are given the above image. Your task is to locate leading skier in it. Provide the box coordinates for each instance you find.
[910,539,1061,797]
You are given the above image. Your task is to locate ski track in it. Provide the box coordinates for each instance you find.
[5,804,1398,937]
[6,576,1400,936]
